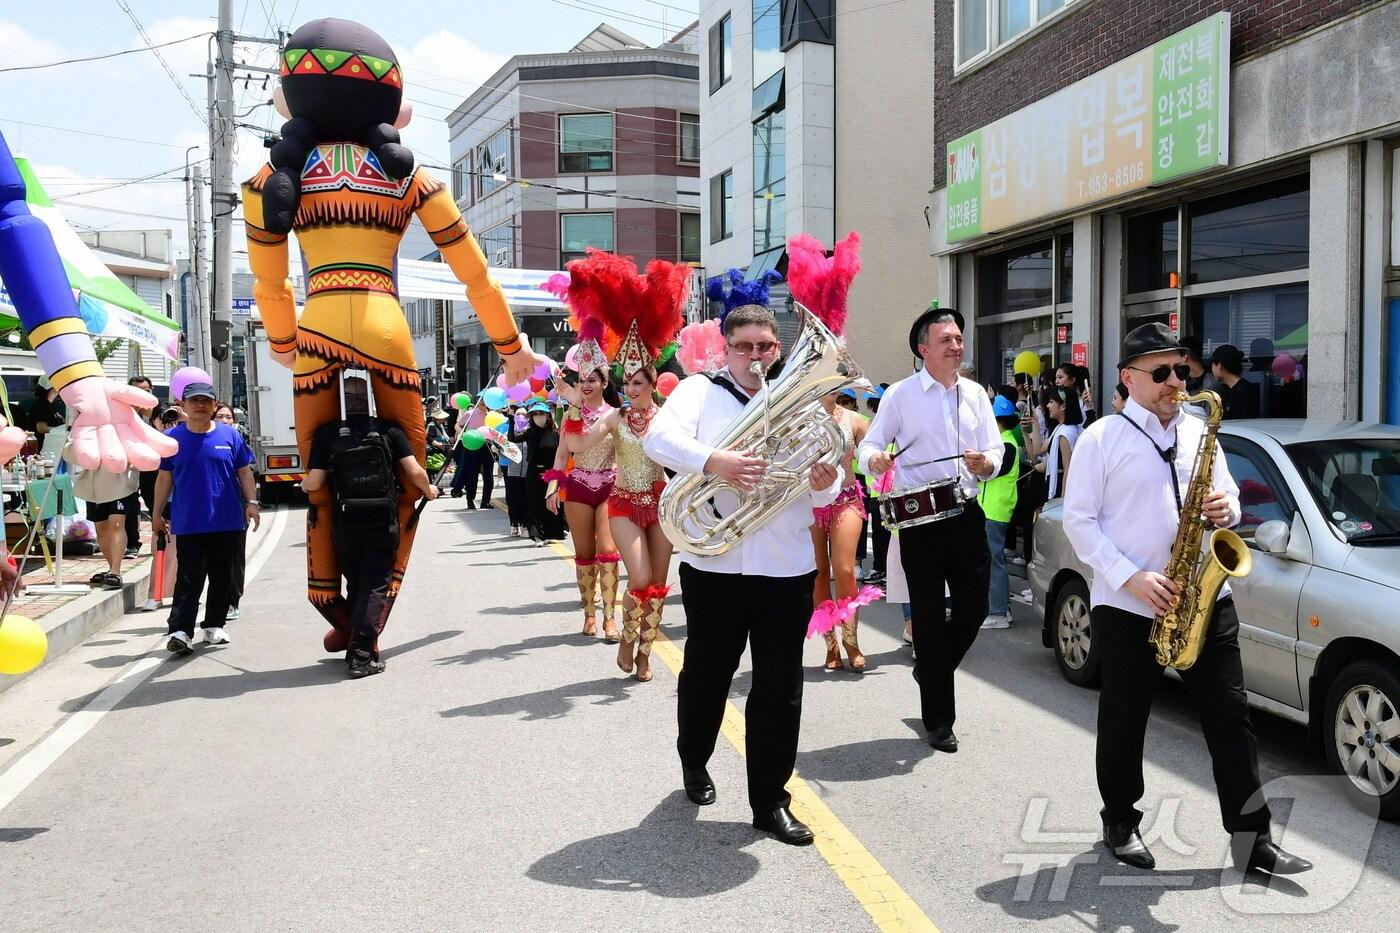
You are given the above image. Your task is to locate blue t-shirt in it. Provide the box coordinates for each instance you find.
[159,423,254,535]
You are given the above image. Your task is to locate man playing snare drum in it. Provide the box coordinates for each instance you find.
[858,306,1001,753]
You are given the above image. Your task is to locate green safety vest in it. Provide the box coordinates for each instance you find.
[978,427,1019,523]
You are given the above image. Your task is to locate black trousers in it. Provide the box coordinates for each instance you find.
[504,475,529,525]
[451,446,494,504]
[525,471,566,540]
[867,493,890,574]
[899,502,990,733]
[676,564,815,812]
[167,530,245,636]
[333,525,399,662]
[1092,600,1272,835]
[125,470,158,550]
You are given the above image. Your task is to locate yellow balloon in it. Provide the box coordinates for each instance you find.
[483,411,507,430]
[1013,350,1042,378]
[0,614,47,675]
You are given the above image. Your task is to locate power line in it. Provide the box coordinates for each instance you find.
[113,0,209,128]
[0,116,195,150]
[51,163,198,201]
[0,32,205,74]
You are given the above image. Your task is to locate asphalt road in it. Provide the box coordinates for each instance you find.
[1,498,1397,932]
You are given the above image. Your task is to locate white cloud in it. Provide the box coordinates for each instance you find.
[400,30,510,88]
[0,20,66,70]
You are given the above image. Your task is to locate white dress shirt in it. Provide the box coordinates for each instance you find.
[856,370,1002,498]
[1062,397,1242,618]
[643,367,843,577]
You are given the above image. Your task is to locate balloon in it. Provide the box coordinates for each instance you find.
[0,614,47,675]
[170,366,213,401]
[451,391,473,410]
[496,373,510,390]
[481,387,508,410]
[656,372,680,397]
[533,390,548,399]
[1013,351,1041,378]
[506,383,531,402]
[461,429,487,450]
[548,390,559,403]
[564,344,580,372]
[528,377,545,392]
[533,361,553,381]
[483,411,507,430]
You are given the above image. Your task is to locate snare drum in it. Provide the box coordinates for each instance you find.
[879,478,967,530]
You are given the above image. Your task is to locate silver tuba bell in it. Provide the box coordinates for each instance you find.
[658,304,869,558]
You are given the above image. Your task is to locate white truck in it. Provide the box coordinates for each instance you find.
[243,318,304,498]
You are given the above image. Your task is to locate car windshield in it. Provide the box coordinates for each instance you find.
[1287,437,1400,546]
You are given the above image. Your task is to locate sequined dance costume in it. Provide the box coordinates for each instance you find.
[812,415,866,529]
[563,404,616,508]
[609,406,666,528]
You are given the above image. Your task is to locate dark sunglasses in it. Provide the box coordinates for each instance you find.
[728,340,778,354]
[1127,363,1192,384]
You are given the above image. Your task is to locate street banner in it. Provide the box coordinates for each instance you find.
[947,12,1231,244]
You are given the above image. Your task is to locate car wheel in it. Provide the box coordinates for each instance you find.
[1323,661,1400,821]
[1052,577,1099,688]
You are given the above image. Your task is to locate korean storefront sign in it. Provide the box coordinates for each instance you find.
[947,13,1231,244]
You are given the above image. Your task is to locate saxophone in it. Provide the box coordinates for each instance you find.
[1149,389,1254,670]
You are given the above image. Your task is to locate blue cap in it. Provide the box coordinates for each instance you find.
[992,395,1017,417]
[871,385,886,400]
[527,400,551,413]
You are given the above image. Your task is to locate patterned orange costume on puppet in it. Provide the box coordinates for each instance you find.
[243,18,531,651]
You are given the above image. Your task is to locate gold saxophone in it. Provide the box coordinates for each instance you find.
[1149,389,1254,669]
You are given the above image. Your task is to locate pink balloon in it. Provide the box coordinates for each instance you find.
[656,372,680,397]
[170,366,213,400]
[564,344,580,372]
[532,361,553,381]
[495,373,509,390]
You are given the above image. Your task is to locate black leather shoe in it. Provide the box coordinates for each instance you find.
[1232,835,1313,875]
[682,767,715,806]
[753,806,814,846]
[927,726,959,753]
[1103,824,1156,870]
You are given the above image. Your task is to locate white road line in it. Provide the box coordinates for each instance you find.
[0,506,289,814]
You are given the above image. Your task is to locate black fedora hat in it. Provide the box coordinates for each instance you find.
[1117,322,1186,371]
[908,304,966,356]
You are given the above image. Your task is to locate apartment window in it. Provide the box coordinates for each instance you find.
[474,129,512,199]
[753,110,785,253]
[957,0,1080,69]
[753,0,782,89]
[678,113,700,163]
[479,223,515,268]
[708,14,732,94]
[451,154,470,203]
[679,212,701,263]
[559,114,614,173]
[710,170,733,243]
[560,213,614,265]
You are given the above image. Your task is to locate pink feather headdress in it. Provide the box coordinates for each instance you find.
[676,319,727,375]
[785,232,862,338]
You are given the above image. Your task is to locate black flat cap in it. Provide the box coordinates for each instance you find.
[909,305,966,356]
[1118,322,1185,371]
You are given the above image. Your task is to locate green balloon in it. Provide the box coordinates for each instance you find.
[452,392,473,410]
[461,429,486,450]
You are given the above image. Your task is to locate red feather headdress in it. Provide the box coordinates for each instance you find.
[557,248,689,379]
[785,232,862,338]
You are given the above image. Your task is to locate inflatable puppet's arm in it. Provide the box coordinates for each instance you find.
[412,170,543,386]
[242,165,297,367]
[0,130,175,471]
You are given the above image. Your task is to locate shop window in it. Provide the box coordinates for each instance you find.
[1189,176,1309,284]
[560,213,614,266]
[979,239,1053,315]
[1188,284,1309,417]
[710,170,733,243]
[1125,207,1179,293]
[559,114,613,173]
[708,14,732,94]
[1058,236,1073,304]
[753,110,786,253]
[978,315,1053,390]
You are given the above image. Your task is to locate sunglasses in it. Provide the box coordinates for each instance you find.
[728,340,778,355]
[1127,363,1192,384]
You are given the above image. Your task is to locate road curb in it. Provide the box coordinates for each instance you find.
[0,556,157,698]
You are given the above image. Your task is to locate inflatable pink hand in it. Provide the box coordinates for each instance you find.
[0,415,26,463]
[59,378,178,472]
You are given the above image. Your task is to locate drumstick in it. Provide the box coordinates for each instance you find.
[897,453,968,469]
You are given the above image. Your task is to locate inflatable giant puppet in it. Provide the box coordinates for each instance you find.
[243,18,540,651]
[0,130,175,471]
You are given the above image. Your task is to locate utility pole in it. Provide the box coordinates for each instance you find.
[208,0,237,400]
[187,162,210,374]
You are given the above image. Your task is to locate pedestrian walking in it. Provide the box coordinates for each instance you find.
[977,396,1021,630]
[214,402,245,621]
[152,382,259,655]
[523,402,566,543]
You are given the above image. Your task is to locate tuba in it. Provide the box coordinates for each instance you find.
[1149,389,1253,669]
[658,304,867,558]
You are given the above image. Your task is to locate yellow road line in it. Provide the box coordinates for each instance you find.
[493,500,939,932]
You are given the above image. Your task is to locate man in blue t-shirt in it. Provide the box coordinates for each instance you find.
[151,382,260,655]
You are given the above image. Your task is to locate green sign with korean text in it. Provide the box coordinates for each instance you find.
[946,13,1231,244]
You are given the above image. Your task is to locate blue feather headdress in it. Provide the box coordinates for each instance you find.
[705,268,782,323]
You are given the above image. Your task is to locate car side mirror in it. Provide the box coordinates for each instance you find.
[1254,519,1291,555]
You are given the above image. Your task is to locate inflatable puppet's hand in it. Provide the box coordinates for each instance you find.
[0,415,26,463]
[59,378,179,472]
[500,345,546,389]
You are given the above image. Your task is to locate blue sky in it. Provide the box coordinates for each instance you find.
[0,0,696,256]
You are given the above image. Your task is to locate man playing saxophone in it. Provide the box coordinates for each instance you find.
[1062,323,1311,876]
[644,302,842,846]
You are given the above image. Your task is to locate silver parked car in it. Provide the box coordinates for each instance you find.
[1030,420,1400,819]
